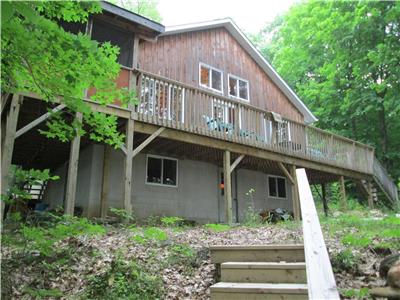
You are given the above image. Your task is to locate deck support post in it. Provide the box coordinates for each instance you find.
[100,145,111,218]
[223,150,233,224]
[123,118,134,213]
[321,183,329,217]
[1,94,23,220]
[339,175,347,211]
[367,180,374,209]
[289,165,300,221]
[65,112,83,215]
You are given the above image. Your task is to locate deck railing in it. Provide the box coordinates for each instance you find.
[134,70,375,175]
[373,159,399,204]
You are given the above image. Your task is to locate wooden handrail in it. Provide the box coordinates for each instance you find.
[134,68,374,150]
[296,168,340,300]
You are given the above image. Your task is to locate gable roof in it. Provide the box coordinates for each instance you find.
[162,18,317,124]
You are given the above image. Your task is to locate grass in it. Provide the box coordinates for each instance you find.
[204,223,231,232]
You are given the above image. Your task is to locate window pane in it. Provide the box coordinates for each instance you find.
[277,178,286,198]
[162,159,177,186]
[229,77,237,96]
[91,19,134,67]
[147,157,162,184]
[211,69,222,91]
[239,80,248,100]
[268,177,277,197]
[200,66,210,86]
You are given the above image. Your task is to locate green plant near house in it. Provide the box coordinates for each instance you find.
[85,255,164,299]
[204,223,231,232]
[110,207,135,224]
[331,249,360,273]
[341,287,370,299]
[167,244,196,269]
[19,215,106,256]
[132,227,168,244]
[242,188,263,226]
[160,216,184,227]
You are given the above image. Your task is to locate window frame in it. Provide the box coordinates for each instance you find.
[228,74,250,102]
[145,154,178,188]
[199,62,224,94]
[267,175,287,199]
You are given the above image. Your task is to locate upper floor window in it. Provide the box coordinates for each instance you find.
[228,74,249,101]
[199,63,223,93]
[146,155,178,187]
[268,176,287,199]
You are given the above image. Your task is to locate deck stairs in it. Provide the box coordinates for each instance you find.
[356,179,378,204]
[209,245,308,299]
[23,180,47,203]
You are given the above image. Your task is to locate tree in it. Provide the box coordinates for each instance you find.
[1,1,134,147]
[118,0,162,22]
[253,1,400,181]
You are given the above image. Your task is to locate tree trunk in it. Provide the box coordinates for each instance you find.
[377,99,388,167]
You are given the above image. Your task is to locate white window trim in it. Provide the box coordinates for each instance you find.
[199,62,223,94]
[267,175,287,199]
[228,74,250,102]
[145,154,178,188]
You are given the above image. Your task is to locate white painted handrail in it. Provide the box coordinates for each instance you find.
[296,168,340,300]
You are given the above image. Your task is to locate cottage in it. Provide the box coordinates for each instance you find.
[5,2,397,224]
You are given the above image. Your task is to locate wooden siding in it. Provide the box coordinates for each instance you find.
[139,27,304,122]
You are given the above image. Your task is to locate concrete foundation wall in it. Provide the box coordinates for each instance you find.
[44,144,293,223]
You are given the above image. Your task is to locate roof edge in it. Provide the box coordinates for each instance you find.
[163,19,318,124]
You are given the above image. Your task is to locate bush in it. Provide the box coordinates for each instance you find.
[110,207,135,224]
[85,255,164,299]
[132,227,168,244]
[204,223,231,232]
[331,249,360,273]
[160,216,184,227]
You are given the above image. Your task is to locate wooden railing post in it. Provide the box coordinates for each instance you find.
[339,175,347,211]
[289,165,301,221]
[367,180,374,209]
[223,150,233,224]
[65,112,83,215]
[1,94,23,220]
[123,117,134,213]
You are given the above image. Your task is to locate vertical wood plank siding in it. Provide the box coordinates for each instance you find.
[139,28,304,122]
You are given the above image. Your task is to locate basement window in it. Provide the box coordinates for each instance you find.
[146,155,178,187]
[199,63,223,93]
[268,176,286,199]
[91,19,134,68]
[228,74,249,101]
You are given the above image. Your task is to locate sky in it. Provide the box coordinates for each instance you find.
[158,0,298,34]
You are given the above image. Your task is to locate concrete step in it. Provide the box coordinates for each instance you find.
[221,262,307,284]
[210,282,308,300]
[210,244,305,263]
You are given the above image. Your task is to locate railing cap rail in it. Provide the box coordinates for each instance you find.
[135,68,374,151]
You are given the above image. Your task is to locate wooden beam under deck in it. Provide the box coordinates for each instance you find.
[134,121,371,181]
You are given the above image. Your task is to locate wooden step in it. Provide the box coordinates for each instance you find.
[210,244,305,263]
[210,282,308,300]
[221,262,307,284]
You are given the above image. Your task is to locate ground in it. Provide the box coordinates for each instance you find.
[1,209,399,299]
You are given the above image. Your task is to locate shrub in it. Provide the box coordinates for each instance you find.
[132,227,168,244]
[341,287,369,298]
[85,256,164,299]
[110,207,135,224]
[167,244,196,267]
[160,216,184,227]
[331,249,359,273]
[204,223,231,232]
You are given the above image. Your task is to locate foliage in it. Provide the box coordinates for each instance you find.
[110,207,136,224]
[341,287,370,299]
[2,166,59,204]
[17,214,106,256]
[160,216,184,227]
[117,0,162,22]
[132,227,168,244]
[331,249,360,273]
[23,287,63,299]
[321,213,400,249]
[167,244,196,271]
[204,223,231,232]
[2,1,134,147]
[253,1,400,181]
[85,254,164,299]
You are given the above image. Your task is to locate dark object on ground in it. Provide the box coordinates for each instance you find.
[380,253,400,279]
[260,208,292,223]
[388,262,400,288]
